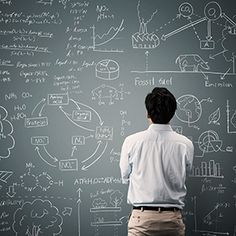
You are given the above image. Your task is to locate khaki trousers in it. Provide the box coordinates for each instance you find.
[128,209,185,236]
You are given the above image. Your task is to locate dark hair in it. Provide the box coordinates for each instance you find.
[145,87,177,124]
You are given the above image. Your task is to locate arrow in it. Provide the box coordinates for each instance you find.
[199,70,208,80]
[81,140,102,163]
[35,146,58,167]
[7,184,16,198]
[70,98,81,110]
[77,198,82,236]
[209,50,227,60]
[59,106,95,132]
[77,188,82,198]
[161,17,207,41]
[220,67,231,80]
[62,207,72,216]
[81,141,108,171]
[39,103,46,117]
[85,134,94,140]
[206,20,212,41]
[71,146,77,157]
[221,13,236,27]
[145,51,149,71]
[43,145,58,162]
[203,204,220,221]
[59,106,71,116]
[0,171,13,183]
[31,98,46,116]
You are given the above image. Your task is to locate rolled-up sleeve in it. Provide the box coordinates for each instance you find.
[119,138,132,184]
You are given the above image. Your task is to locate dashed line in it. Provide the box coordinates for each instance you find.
[193,13,204,19]
[212,21,227,28]
[156,15,179,32]
[188,18,201,41]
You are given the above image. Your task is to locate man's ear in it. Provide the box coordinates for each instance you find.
[146,111,150,118]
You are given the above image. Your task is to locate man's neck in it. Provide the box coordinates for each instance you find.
[147,119,170,126]
[147,118,153,126]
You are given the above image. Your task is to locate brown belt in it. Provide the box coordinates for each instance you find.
[133,206,180,211]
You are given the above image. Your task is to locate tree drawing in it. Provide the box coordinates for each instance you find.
[221,16,236,74]
[13,199,63,236]
[110,190,123,207]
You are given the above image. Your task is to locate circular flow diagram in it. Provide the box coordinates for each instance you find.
[25,92,112,171]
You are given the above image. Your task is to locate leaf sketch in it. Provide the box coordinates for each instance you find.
[208,108,220,125]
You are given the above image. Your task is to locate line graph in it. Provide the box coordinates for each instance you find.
[193,196,230,235]
[91,19,124,52]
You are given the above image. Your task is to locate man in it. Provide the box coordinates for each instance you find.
[120,87,194,236]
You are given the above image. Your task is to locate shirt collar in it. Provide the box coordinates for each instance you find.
[148,123,173,132]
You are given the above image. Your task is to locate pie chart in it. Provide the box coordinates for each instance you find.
[95,59,119,80]
[198,130,222,153]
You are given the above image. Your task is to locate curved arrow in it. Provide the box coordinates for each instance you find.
[39,103,46,117]
[31,98,46,116]
[43,145,58,162]
[82,140,102,163]
[35,146,58,167]
[85,134,94,140]
[70,98,81,110]
[81,141,108,171]
[59,106,94,132]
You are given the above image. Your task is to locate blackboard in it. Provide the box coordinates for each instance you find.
[0,0,236,235]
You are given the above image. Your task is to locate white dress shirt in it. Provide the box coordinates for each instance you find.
[120,123,194,209]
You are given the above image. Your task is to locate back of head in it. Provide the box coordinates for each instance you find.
[145,87,177,124]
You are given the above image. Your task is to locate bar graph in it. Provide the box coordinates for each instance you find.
[190,160,223,178]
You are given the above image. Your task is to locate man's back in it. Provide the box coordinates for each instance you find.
[120,123,194,209]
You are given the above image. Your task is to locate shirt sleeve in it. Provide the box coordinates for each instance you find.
[186,141,194,175]
[119,137,132,184]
